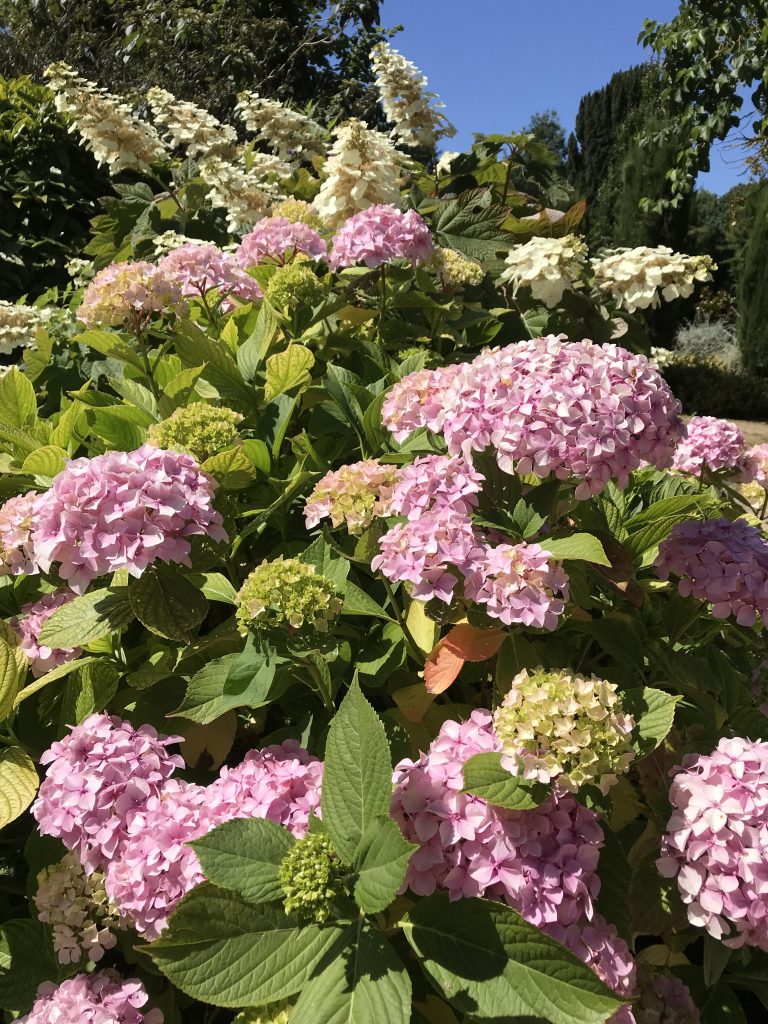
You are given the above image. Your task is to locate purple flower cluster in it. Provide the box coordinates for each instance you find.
[0,491,38,576]
[671,416,748,477]
[545,915,636,1002]
[329,204,434,270]
[157,242,263,311]
[391,710,603,926]
[464,542,570,629]
[657,736,768,950]
[19,970,163,1024]
[386,454,484,519]
[236,217,327,266]
[382,337,683,499]
[656,518,768,628]
[32,445,227,593]
[12,590,81,677]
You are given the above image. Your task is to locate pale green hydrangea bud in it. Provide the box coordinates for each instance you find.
[234,1001,294,1024]
[494,666,635,793]
[431,246,484,288]
[396,345,441,369]
[278,832,346,923]
[739,480,765,510]
[271,199,323,228]
[265,263,325,310]
[235,557,343,637]
[304,459,400,535]
[147,403,243,461]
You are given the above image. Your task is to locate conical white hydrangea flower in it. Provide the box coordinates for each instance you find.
[146,87,237,158]
[314,119,404,227]
[370,41,455,149]
[500,234,588,308]
[591,246,715,314]
[0,300,48,354]
[44,63,167,173]
[199,154,282,233]
[235,91,326,163]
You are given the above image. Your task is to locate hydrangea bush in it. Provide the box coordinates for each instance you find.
[0,40,763,1024]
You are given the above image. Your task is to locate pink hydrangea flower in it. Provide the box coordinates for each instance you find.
[657,736,768,950]
[32,445,227,593]
[655,518,768,627]
[304,459,400,534]
[371,508,482,602]
[78,260,185,327]
[32,713,183,872]
[743,443,768,487]
[11,590,82,677]
[382,337,684,499]
[544,914,636,1001]
[19,970,163,1024]
[0,491,38,576]
[236,217,327,266]
[329,204,434,270]
[672,416,748,477]
[157,242,263,311]
[463,541,569,629]
[387,454,484,519]
[391,710,603,927]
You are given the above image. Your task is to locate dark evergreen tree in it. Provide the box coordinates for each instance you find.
[524,110,567,170]
[738,183,768,372]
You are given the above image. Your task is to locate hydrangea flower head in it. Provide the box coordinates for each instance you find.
[198,154,281,234]
[78,261,185,327]
[329,204,434,270]
[32,713,183,872]
[370,42,455,149]
[494,667,635,792]
[387,454,484,519]
[657,736,768,949]
[391,710,603,926]
[592,246,715,314]
[304,459,400,534]
[35,851,119,964]
[234,1002,293,1024]
[500,235,588,308]
[0,300,46,354]
[631,969,700,1024]
[671,416,747,476]
[235,92,326,162]
[431,247,484,288]
[544,914,636,1001]
[12,590,82,677]
[278,832,346,922]
[235,557,343,637]
[32,445,227,593]
[743,443,768,488]
[0,491,39,576]
[146,86,237,157]
[463,542,569,629]
[19,970,163,1024]
[236,217,327,266]
[157,242,263,310]
[271,199,323,228]
[264,263,325,309]
[314,119,404,226]
[146,403,243,462]
[656,518,768,627]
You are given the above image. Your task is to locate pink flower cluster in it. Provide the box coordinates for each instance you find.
[236,217,327,266]
[657,736,768,950]
[546,915,636,1003]
[382,336,684,499]
[0,491,38,576]
[464,542,570,629]
[33,715,323,938]
[387,454,484,519]
[11,590,81,677]
[303,458,399,534]
[744,443,768,487]
[78,260,185,327]
[329,204,434,270]
[672,416,749,477]
[32,445,227,593]
[157,242,262,311]
[19,970,163,1024]
[656,518,768,627]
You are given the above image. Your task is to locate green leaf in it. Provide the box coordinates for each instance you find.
[159,365,206,413]
[264,345,315,402]
[38,587,134,648]
[59,661,119,729]
[129,566,208,642]
[173,645,285,724]
[322,679,393,864]
[342,581,393,621]
[242,438,272,474]
[73,329,144,371]
[0,747,38,830]
[0,633,22,721]
[300,535,350,591]
[0,368,37,428]
[238,299,278,381]
[191,818,295,904]
[623,686,680,757]
[353,816,416,915]
[625,494,716,557]
[173,321,253,407]
[146,884,346,1007]
[291,920,411,1024]
[432,188,511,266]
[401,894,624,1024]
[21,444,67,480]
[185,572,238,604]
[462,752,548,810]
[202,445,257,489]
[0,919,59,1012]
[542,533,611,566]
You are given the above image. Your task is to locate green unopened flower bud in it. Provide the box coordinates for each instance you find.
[265,263,325,310]
[396,345,441,369]
[235,556,343,638]
[494,666,635,794]
[430,246,484,287]
[271,199,322,228]
[278,832,346,923]
[147,403,243,461]
[234,1000,293,1024]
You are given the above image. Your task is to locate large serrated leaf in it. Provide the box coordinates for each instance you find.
[37,587,134,649]
[353,816,416,914]
[0,747,38,829]
[623,686,680,757]
[202,446,257,490]
[129,566,208,642]
[191,818,295,904]
[0,368,37,429]
[264,345,315,402]
[542,533,611,566]
[0,919,59,1012]
[462,752,548,810]
[0,632,23,720]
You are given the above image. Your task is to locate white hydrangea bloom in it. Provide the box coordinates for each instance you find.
[199,154,283,233]
[314,119,405,227]
[147,86,237,158]
[44,63,167,174]
[650,346,675,369]
[436,150,460,176]
[150,230,198,257]
[235,91,326,163]
[370,42,456,149]
[591,245,716,314]
[0,300,47,354]
[500,234,588,308]
[245,151,293,180]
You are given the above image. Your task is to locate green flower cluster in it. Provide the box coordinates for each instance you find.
[431,246,485,288]
[235,557,343,637]
[493,666,636,794]
[278,832,346,923]
[272,198,322,228]
[265,263,325,310]
[396,345,442,369]
[234,1000,293,1024]
[146,402,242,461]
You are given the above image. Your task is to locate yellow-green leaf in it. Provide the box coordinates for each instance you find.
[264,345,314,402]
[202,446,257,490]
[0,369,36,429]
[0,747,38,829]
[0,634,22,721]
[21,445,67,480]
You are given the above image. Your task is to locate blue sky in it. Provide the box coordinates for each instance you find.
[380,0,747,195]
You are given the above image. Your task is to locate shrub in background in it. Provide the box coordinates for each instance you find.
[738,184,768,373]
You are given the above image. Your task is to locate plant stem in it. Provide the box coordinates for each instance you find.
[378,264,387,341]
[304,657,333,710]
[379,575,424,663]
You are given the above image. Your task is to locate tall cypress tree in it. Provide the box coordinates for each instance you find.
[738,184,768,373]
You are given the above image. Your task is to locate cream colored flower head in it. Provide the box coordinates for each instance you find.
[591,245,716,314]
[500,234,588,308]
